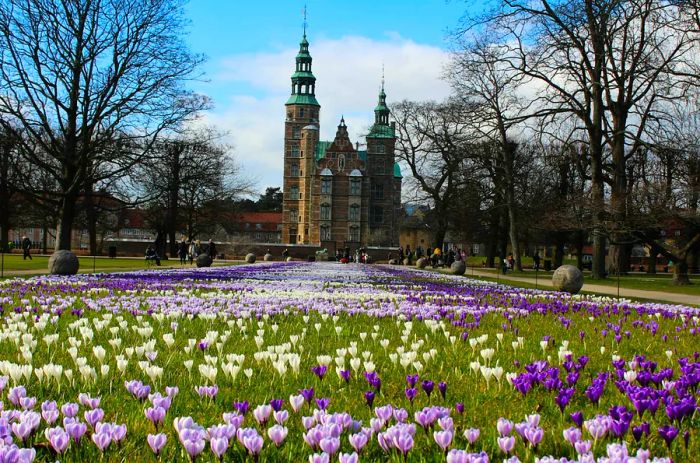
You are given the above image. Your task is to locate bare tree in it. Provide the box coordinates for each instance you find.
[0,0,208,251]
[462,0,700,278]
[448,39,529,270]
[392,100,475,249]
[0,124,22,251]
[136,129,253,257]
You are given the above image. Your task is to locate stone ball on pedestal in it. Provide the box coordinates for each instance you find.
[416,257,428,269]
[48,250,79,275]
[264,253,273,261]
[245,253,256,264]
[552,265,584,294]
[196,254,212,268]
[450,260,466,276]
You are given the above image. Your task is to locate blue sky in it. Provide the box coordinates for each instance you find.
[183,0,473,193]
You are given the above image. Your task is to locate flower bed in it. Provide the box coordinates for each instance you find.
[0,262,697,462]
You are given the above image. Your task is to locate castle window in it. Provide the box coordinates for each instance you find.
[371,158,386,174]
[350,179,361,196]
[293,126,301,138]
[370,206,384,225]
[290,186,299,200]
[371,183,384,200]
[320,225,331,241]
[320,203,331,220]
[289,209,298,222]
[291,146,300,157]
[299,108,305,118]
[349,204,360,222]
[289,229,297,244]
[291,164,299,177]
[377,144,385,154]
[321,177,332,195]
[349,226,360,242]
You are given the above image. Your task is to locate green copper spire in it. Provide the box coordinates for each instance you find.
[286,8,319,107]
[368,71,394,139]
[373,73,390,126]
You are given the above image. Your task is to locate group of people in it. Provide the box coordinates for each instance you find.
[387,244,469,268]
[334,247,372,264]
[145,238,218,266]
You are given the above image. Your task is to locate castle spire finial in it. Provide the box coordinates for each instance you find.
[381,63,385,91]
[303,4,308,38]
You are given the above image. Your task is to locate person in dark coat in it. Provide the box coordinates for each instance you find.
[177,238,188,265]
[208,239,217,260]
[21,236,32,260]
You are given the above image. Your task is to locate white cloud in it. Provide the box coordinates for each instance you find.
[201,34,452,192]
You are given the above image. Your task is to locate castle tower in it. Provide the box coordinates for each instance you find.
[282,31,320,244]
[365,79,400,246]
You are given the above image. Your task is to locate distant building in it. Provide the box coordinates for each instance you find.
[226,212,283,243]
[281,31,402,249]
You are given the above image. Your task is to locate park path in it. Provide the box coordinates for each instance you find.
[457,268,699,306]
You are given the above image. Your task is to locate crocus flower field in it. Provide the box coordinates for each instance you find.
[0,262,698,462]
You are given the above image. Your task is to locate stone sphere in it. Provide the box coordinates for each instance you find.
[196,254,212,268]
[264,253,273,261]
[403,258,411,266]
[388,259,398,265]
[552,265,584,294]
[245,253,256,264]
[48,250,79,275]
[450,260,466,275]
[416,257,428,269]
[286,256,293,262]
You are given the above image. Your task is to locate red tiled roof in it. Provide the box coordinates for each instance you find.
[236,212,283,223]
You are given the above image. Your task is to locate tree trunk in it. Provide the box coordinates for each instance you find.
[647,249,657,274]
[673,260,691,285]
[0,213,8,253]
[575,230,585,270]
[553,231,565,268]
[56,193,78,251]
[42,222,49,254]
[84,183,98,255]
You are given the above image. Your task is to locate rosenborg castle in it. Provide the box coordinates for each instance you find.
[281,32,402,248]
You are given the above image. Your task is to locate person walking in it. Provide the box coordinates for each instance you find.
[187,241,196,265]
[21,236,32,260]
[208,239,217,261]
[533,251,541,271]
[177,238,188,265]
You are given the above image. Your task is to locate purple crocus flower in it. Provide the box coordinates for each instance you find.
[658,425,679,448]
[145,406,166,428]
[45,427,70,454]
[210,436,229,459]
[406,374,419,387]
[340,370,351,383]
[315,398,330,410]
[91,431,112,452]
[364,391,375,408]
[455,402,464,415]
[147,433,167,455]
[233,401,249,415]
[311,365,327,380]
[405,388,417,404]
[421,380,435,397]
[570,411,584,428]
[300,388,315,404]
[65,421,87,443]
[438,381,447,399]
[269,399,284,412]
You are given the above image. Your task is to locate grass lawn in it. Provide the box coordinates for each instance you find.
[0,253,239,276]
[467,267,700,297]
